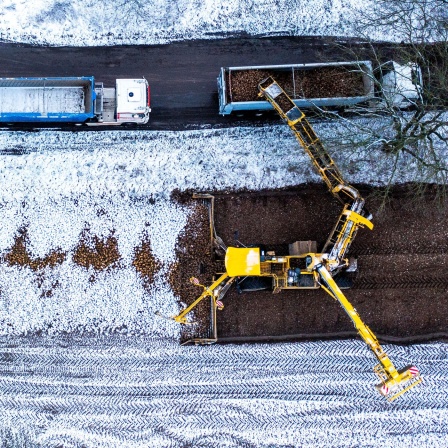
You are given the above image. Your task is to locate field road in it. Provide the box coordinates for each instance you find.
[0,38,397,129]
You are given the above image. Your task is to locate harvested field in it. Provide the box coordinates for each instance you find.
[229,66,365,103]
[171,186,448,343]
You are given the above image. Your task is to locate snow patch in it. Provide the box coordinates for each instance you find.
[0,0,434,46]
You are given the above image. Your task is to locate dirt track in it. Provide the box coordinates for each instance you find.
[0,37,399,130]
[172,185,448,343]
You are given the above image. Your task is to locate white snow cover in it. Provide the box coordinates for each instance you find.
[0,196,185,338]
[0,86,85,114]
[0,337,447,447]
[0,118,446,196]
[0,0,444,46]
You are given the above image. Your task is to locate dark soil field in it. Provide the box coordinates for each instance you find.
[171,185,448,344]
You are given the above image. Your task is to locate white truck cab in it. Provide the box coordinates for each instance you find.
[94,78,151,125]
[380,61,423,109]
[116,79,151,124]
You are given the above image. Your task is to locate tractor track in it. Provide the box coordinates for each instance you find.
[352,276,448,290]
[0,337,447,447]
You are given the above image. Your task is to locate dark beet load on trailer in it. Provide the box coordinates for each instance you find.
[218,61,374,115]
[218,60,424,115]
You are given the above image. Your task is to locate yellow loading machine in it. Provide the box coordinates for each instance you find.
[160,76,422,402]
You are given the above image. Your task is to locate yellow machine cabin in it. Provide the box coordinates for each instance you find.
[226,247,319,291]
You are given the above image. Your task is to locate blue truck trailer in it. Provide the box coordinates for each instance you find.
[218,60,422,115]
[0,76,151,125]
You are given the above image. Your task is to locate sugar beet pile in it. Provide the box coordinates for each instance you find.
[229,67,364,102]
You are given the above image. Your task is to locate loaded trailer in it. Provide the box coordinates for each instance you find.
[218,60,423,115]
[0,76,151,125]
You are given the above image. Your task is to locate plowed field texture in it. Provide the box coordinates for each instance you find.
[172,186,448,343]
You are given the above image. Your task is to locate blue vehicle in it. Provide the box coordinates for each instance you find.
[0,76,151,125]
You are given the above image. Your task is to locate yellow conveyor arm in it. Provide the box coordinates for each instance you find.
[314,258,422,401]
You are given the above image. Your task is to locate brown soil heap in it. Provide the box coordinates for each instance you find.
[73,228,121,271]
[133,235,162,288]
[169,200,221,340]
[295,67,365,98]
[5,227,66,271]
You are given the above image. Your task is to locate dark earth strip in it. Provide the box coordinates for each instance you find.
[172,185,448,344]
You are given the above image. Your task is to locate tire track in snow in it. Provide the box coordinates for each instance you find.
[0,336,447,447]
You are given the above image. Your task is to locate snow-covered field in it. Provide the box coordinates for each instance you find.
[0,0,447,445]
[0,0,444,46]
[1,0,366,46]
[0,124,446,337]
[1,337,447,447]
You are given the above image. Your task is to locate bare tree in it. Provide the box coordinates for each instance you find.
[319,0,448,199]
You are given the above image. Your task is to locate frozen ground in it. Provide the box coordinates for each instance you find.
[0,0,444,46]
[0,337,447,447]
